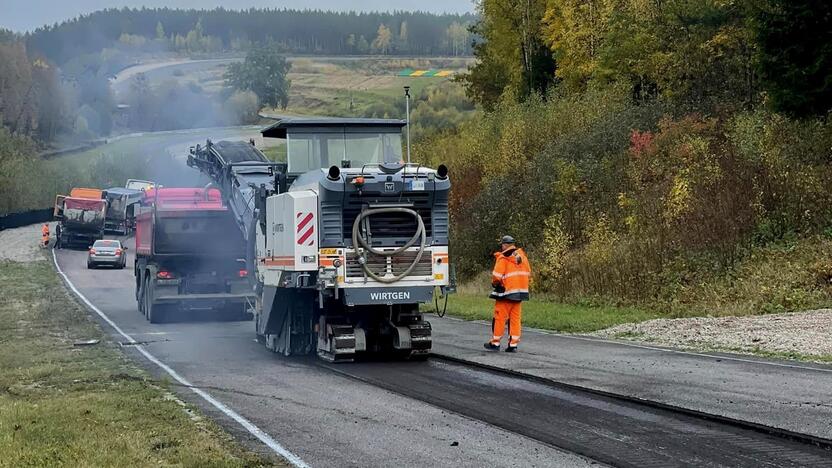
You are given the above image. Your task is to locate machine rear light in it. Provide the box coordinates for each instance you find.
[115,249,123,255]
[156,270,175,279]
[89,248,96,255]
[238,269,248,278]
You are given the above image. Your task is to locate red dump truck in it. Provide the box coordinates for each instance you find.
[54,188,108,248]
[133,187,255,323]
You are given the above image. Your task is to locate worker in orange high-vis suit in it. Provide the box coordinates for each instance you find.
[484,235,531,353]
[41,223,50,248]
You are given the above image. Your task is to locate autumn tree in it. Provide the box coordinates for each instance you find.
[595,0,757,110]
[446,21,470,56]
[0,40,37,135]
[461,0,556,108]
[371,24,393,54]
[542,0,616,91]
[397,21,409,52]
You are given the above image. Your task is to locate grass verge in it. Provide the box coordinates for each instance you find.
[0,258,282,467]
[429,293,658,334]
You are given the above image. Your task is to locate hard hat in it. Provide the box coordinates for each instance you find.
[500,235,516,244]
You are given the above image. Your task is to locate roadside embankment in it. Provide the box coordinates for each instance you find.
[0,224,44,263]
[0,228,280,466]
[594,310,832,363]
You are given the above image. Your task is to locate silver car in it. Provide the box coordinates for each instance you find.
[87,239,127,269]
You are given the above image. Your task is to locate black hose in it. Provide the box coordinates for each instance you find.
[351,207,426,284]
[434,289,449,317]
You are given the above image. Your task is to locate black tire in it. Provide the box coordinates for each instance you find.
[87,261,94,269]
[145,280,166,324]
[135,272,141,301]
[137,276,146,315]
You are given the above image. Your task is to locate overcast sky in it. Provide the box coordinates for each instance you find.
[0,0,477,32]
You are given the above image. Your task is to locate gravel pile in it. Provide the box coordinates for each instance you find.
[594,310,832,360]
[0,224,46,262]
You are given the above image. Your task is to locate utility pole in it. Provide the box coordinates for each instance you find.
[404,85,411,164]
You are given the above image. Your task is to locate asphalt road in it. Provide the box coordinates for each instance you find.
[432,318,832,440]
[54,238,832,467]
[54,242,593,467]
[327,358,832,467]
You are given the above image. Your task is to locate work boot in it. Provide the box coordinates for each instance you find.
[483,342,500,351]
[505,345,518,353]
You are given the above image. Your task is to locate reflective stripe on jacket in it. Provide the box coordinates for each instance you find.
[489,247,531,301]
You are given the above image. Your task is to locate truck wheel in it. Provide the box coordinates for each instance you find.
[137,278,145,315]
[135,272,142,301]
[145,279,167,324]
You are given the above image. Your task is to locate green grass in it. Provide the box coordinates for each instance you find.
[0,257,282,467]
[428,293,659,334]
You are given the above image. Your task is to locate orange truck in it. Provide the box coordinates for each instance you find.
[54,187,108,248]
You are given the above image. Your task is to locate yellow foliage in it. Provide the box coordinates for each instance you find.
[543,0,618,90]
[537,214,572,288]
[584,215,619,267]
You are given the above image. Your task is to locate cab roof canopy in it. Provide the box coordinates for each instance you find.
[261,117,406,139]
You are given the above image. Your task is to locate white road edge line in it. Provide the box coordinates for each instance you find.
[439,315,832,374]
[51,249,309,468]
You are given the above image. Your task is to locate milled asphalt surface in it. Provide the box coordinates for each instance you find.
[55,243,593,467]
[431,316,832,440]
[329,358,832,467]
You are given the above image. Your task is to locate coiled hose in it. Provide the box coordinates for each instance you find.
[351,207,426,284]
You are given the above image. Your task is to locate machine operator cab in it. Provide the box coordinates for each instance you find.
[261,117,407,178]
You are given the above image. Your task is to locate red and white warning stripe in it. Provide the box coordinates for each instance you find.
[296,212,315,246]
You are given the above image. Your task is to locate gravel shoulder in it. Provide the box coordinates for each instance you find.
[593,310,832,362]
[0,224,46,262]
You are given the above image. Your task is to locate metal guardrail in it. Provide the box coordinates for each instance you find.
[0,208,53,230]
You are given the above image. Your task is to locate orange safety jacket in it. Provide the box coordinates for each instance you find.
[489,247,531,302]
[41,225,50,236]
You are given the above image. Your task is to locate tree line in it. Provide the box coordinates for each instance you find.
[417,0,832,315]
[26,8,476,65]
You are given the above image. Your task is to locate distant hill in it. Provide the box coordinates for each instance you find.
[2,0,476,33]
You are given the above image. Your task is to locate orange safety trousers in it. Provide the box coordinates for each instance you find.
[490,299,522,347]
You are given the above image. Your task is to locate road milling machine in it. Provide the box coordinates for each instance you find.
[187,118,451,361]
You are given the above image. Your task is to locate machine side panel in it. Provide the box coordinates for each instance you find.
[266,191,318,272]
